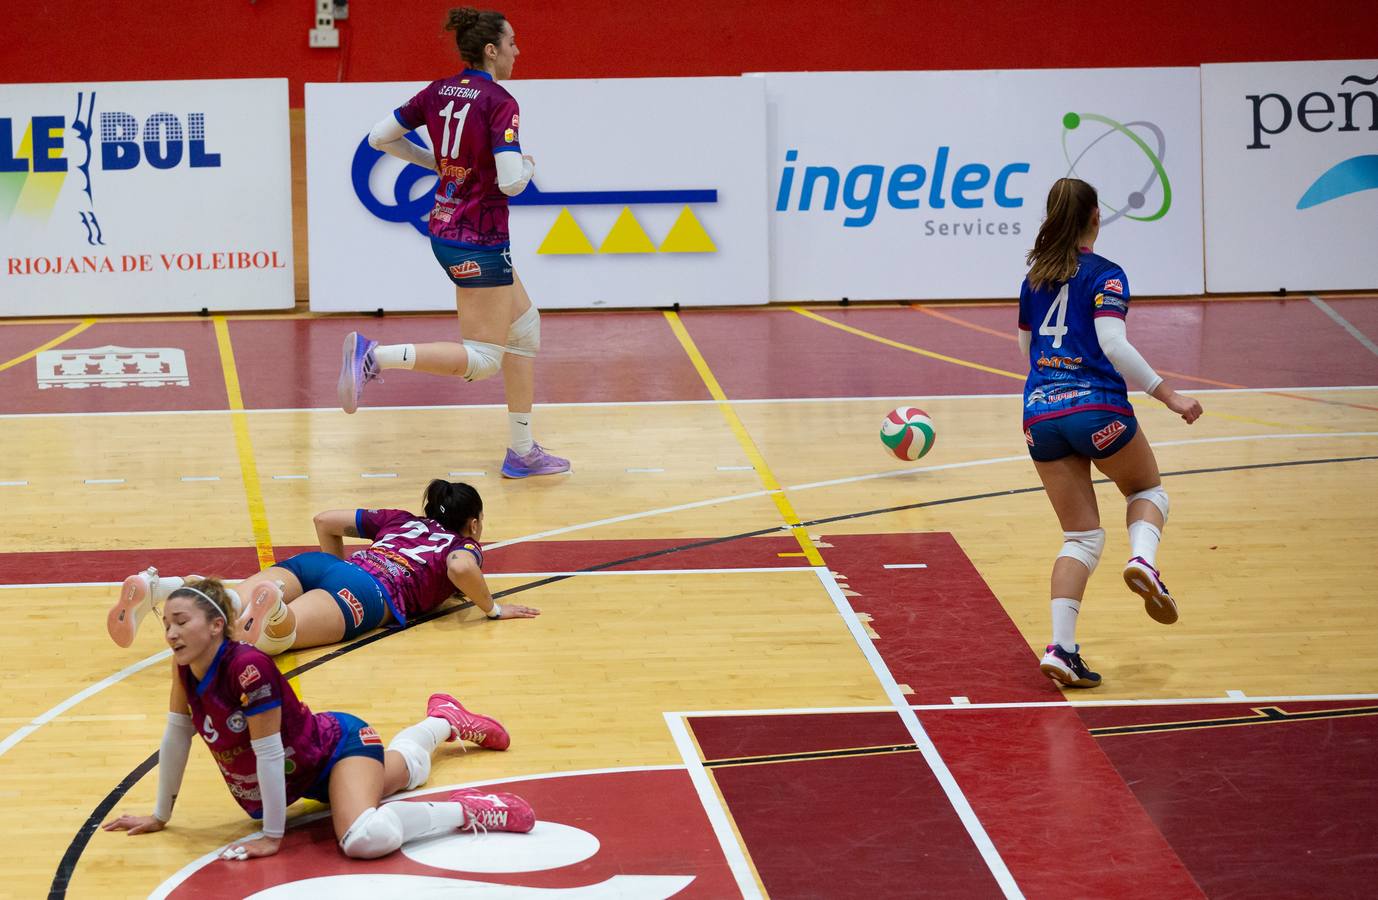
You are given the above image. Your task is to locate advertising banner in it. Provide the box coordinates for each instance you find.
[0,79,293,316]
[307,77,770,312]
[1202,59,1378,292]
[761,68,1204,301]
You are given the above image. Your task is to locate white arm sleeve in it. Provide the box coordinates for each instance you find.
[252,733,288,839]
[368,113,438,172]
[1017,328,1031,358]
[154,712,195,823]
[1095,315,1164,394]
[496,151,534,196]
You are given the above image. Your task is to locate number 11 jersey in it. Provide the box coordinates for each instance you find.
[1018,250,1135,429]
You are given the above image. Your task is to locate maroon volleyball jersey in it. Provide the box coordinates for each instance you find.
[394,68,522,248]
[351,508,483,625]
[180,641,341,818]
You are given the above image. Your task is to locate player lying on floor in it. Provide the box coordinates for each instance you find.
[107,478,537,655]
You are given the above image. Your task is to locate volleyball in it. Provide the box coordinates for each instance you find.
[880,407,936,461]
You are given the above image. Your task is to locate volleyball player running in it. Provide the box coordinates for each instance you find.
[339,7,569,479]
[1018,178,1202,689]
[102,579,535,860]
[107,479,537,656]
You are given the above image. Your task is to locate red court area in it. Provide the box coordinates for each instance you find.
[1,297,1374,415]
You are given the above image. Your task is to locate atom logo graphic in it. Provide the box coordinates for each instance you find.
[1061,112,1172,224]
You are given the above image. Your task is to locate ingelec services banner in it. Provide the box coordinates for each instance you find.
[0,79,294,316]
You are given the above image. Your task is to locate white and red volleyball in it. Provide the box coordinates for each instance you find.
[880,407,936,461]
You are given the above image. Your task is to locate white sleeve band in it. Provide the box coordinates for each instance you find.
[487,602,503,619]
[1095,315,1163,394]
[368,114,437,171]
[1017,328,1031,357]
[252,733,288,839]
[496,152,533,196]
[154,712,195,823]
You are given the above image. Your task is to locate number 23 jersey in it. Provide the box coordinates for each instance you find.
[1018,250,1134,428]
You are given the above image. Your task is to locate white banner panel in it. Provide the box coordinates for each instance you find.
[1202,59,1378,293]
[307,78,769,312]
[761,68,1204,300]
[0,79,293,316]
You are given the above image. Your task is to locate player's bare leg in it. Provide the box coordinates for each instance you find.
[1095,429,1177,624]
[1032,453,1103,688]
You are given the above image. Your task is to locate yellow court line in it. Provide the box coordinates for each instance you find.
[212,318,276,572]
[0,319,96,373]
[663,311,825,566]
[790,306,1025,381]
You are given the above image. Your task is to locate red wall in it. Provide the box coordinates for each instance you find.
[5,1,1375,106]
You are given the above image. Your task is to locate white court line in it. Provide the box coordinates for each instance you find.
[813,567,1021,898]
[626,467,666,473]
[883,563,928,569]
[0,649,171,758]
[1311,296,1378,356]
[717,465,755,471]
[272,474,308,480]
[0,480,28,486]
[665,714,764,899]
[361,472,398,478]
[448,470,486,477]
[486,567,814,579]
[1,384,1375,421]
[1226,690,1247,700]
[83,478,124,485]
[180,476,221,482]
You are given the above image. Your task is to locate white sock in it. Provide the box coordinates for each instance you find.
[1051,597,1081,652]
[508,412,534,455]
[1128,520,1163,568]
[402,717,452,750]
[384,800,470,841]
[151,575,185,605]
[374,344,417,370]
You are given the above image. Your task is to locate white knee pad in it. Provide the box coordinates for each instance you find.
[386,735,432,791]
[462,340,504,381]
[505,306,540,358]
[1127,485,1169,524]
[1057,528,1106,573]
[339,806,404,859]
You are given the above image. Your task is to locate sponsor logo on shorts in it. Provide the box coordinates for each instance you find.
[338,588,365,628]
[1102,277,1124,294]
[503,128,516,143]
[449,260,482,279]
[238,665,261,689]
[1024,429,1035,446]
[1091,419,1128,450]
[226,711,247,733]
[359,726,383,746]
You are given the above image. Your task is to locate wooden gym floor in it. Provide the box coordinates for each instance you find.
[1,296,1376,898]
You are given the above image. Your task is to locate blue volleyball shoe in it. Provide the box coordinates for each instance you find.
[338,331,380,415]
[1039,643,1102,688]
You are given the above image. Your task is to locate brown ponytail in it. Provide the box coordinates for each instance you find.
[444,7,508,68]
[1025,178,1098,292]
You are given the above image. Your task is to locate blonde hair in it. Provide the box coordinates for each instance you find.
[1025,178,1098,292]
[168,577,235,630]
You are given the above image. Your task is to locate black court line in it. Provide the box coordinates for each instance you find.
[48,452,1377,898]
[1090,704,1378,737]
[703,743,920,768]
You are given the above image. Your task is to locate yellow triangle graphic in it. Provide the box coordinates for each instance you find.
[537,208,595,255]
[658,205,717,253]
[598,206,657,254]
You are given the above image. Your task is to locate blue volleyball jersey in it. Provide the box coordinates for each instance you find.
[1018,251,1134,428]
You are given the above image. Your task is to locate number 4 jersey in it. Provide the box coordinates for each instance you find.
[395,68,522,249]
[1018,250,1135,429]
[351,508,483,625]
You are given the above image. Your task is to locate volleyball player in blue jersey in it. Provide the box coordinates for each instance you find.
[1018,178,1202,688]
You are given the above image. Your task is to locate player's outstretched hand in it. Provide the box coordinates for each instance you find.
[220,836,282,861]
[1165,392,1203,424]
[498,603,540,619]
[101,813,166,835]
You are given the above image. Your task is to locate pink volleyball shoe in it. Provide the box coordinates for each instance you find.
[1123,556,1179,625]
[452,789,536,833]
[427,693,511,750]
[108,567,157,648]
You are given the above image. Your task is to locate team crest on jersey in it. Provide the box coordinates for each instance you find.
[359,726,383,746]
[1091,420,1128,450]
[338,588,365,628]
[238,665,261,689]
[449,260,482,280]
[226,711,248,733]
[1102,277,1124,294]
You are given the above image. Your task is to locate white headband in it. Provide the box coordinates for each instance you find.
[169,586,228,624]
